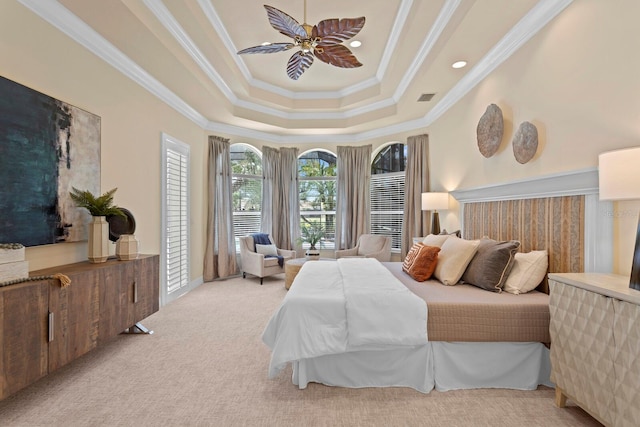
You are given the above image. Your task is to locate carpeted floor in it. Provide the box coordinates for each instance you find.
[0,274,601,426]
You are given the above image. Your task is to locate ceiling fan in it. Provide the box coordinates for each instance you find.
[237,3,365,80]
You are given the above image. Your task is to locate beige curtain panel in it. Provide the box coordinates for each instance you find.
[261,146,299,249]
[277,147,300,250]
[203,135,237,281]
[402,134,430,258]
[335,145,372,250]
[260,146,278,239]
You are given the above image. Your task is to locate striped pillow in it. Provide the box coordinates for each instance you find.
[402,243,441,282]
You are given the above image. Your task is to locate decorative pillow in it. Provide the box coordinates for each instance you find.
[503,250,549,294]
[439,229,462,238]
[255,244,278,256]
[433,236,480,286]
[402,243,440,282]
[403,243,422,271]
[422,234,450,248]
[462,238,521,292]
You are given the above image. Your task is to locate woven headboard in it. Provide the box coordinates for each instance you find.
[463,196,585,293]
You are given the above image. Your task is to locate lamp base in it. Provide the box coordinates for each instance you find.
[431,211,441,235]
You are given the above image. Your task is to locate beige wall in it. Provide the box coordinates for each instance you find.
[4,0,639,279]
[1,2,207,280]
[425,0,640,275]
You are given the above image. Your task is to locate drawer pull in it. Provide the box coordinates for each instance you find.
[48,311,54,342]
[133,280,138,304]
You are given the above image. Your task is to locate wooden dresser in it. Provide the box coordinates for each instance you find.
[548,273,640,427]
[0,255,159,400]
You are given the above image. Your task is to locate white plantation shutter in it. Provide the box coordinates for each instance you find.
[232,175,262,247]
[370,172,405,252]
[233,211,261,244]
[162,134,190,305]
[231,144,263,251]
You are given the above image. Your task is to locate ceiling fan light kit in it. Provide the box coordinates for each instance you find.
[237,4,365,80]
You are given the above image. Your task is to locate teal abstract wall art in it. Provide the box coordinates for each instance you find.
[0,76,100,247]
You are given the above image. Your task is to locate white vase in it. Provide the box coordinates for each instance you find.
[88,216,109,263]
[116,234,139,261]
[305,248,320,260]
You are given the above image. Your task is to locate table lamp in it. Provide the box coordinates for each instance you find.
[421,192,449,235]
[598,146,640,290]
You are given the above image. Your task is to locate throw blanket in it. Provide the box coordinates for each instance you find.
[262,258,428,378]
[251,233,284,267]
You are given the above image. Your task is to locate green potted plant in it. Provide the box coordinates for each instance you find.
[297,223,324,259]
[70,187,124,263]
[69,187,125,217]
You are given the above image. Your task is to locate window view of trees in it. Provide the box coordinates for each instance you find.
[231,144,262,249]
[371,143,407,252]
[229,143,404,254]
[298,150,337,249]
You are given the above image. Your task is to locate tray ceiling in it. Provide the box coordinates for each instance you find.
[18,0,573,143]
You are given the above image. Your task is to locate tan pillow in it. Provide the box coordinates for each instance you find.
[462,238,521,292]
[402,243,440,282]
[433,236,480,286]
[503,250,549,294]
[422,234,450,247]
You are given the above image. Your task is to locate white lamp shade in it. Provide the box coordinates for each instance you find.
[421,192,449,211]
[599,147,640,200]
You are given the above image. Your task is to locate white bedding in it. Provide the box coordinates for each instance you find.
[262,258,551,393]
[262,258,428,379]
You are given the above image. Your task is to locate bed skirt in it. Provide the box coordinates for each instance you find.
[291,342,552,393]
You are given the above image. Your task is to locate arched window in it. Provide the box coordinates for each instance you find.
[231,143,262,249]
[370,142,407,252]
[298,150,337,249]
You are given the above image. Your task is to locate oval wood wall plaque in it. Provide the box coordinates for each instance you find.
[476,104,504,158]
[512,121,538,164]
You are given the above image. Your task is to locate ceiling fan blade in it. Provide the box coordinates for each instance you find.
[287,51,314,80]
[264,5,308,39]
[314,44,362,68]
[237,43,294,55]
[312,17,365,45]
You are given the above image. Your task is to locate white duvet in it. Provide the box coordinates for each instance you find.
[262,258,428,378]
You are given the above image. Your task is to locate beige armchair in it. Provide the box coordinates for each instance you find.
[239,235,296,284]
[334,234,392,262]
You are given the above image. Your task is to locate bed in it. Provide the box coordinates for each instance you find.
[262,194,585,393]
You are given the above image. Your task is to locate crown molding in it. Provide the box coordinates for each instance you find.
[422,0,573,128]
[393,0,461,101]
[195,0,253,83]
[196,0,414,102]
[376,0,413,81]
[143,0,236,102]
[450,167,598,203]
[17,0,573,143]
[17,0,210,128]
[151,0,452,121]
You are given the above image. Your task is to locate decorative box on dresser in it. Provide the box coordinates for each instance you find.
[0,255,159,400]
[548,273,640,427]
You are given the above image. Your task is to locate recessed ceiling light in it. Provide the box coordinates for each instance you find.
[452,60,467,69]
[261,42,272,46]
[350,40,362,48]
